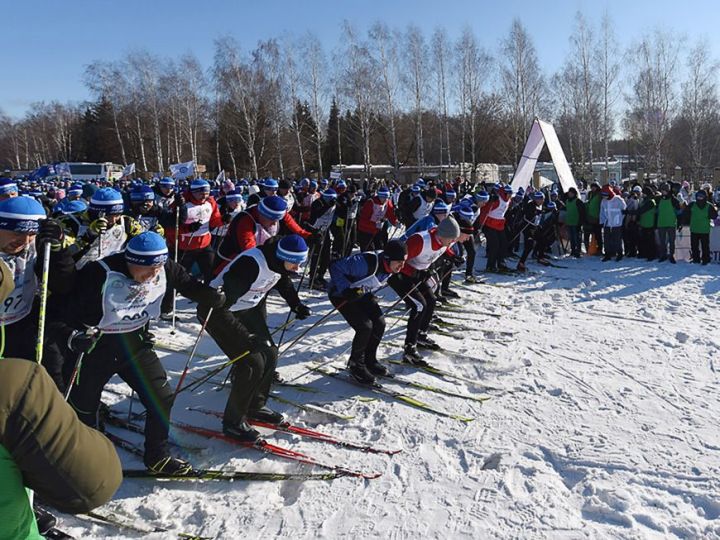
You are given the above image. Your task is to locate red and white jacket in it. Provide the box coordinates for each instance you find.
[478,191,511,232]
[401,227,454,277]
[358,197,398,234]
[165,192,223,251]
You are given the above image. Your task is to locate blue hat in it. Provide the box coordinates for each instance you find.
[309,180,318,189]
[125,231,169,267]
[517,187,525,194]
[503,185,513,194]
[261,178,279,190]
[493,183,501,190]
[432,200,449,214]
[159,177,175,187]
[299,178,309,188]
[130,185,155,201]
[0,197,46,232]
[67,183,84,196]
[416,178,426,187]
[0,178,18,195]
[696,190,708,200]
[276,234,309,264]
[410,185,421,193]
[454,204,475,221]
[258,195,288,221]
[474,191,490,202]
[533,191,545,200]
[546,201,557,209]
[335,180,347,189]
[445,190,456,200]
[190,179,210,192]
[58,200,88,215]
[90,188,124,214]
[377,187,390,199]
[238,179,249,187]
[322,188,337,200]
[320,179,329,186]
[225,189,243,201]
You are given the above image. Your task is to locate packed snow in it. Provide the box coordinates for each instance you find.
[56,256,720,539]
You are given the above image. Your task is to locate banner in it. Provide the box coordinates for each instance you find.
[54,162,72,179]
[329,171,342,179]
[121,163,136,178]
[216,170,226,183]
[170,160,195,180]
[511,118,579,193]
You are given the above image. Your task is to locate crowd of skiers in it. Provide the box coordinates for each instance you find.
[0,169,717,538]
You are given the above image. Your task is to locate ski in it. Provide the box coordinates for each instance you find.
[102,410,205,452]
[44,528,74,539]
[380,373,491,403]
[123,467,346,481]
[187,406,401,455]
[433,315,517,336]
[83,509,168,534]
[269,394,356,421]
[387,359,503,391]
[173,421,381,479]
[310,365,474,423]
[435,303,503,318]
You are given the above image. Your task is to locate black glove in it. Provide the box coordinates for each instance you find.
[292,303,311,320]
[451,254,465,268]
[37,219,64,252]
[188,221,201,232]
[222,213,233,224]
[247,333,273,353]
[309,231,323,243]
[174,193,186,207]
[208,290,226,309]
[67,329,100,354]
[342,287,364,300]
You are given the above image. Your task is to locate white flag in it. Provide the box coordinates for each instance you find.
[216,170,226,183]
[170,160,195,180]
[55,162,72,178]
[121,163,136,177]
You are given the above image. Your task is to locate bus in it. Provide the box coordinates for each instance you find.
[65,162,125,182]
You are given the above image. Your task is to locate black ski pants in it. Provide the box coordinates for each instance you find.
[332,294,385,366]
[388,272,435,347]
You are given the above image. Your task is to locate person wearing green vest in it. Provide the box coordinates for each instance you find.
[681,190,718,264]
[655,183,684,263]
[583,182,603,255]
[563,187,586,257]
[634,187,658,260]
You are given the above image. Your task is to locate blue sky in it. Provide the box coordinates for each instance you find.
[3,0,720,118]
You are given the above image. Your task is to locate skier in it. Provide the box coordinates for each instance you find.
[308,188,338,290]
[478,184,511,272]
[388,217,460,366]
[681,190,718,264]
[198,235,312,442]
[599,185,627,261]
[357,186,399,251]
[65,231,226,474]
[127,184,165,235]
[327,240,408,384]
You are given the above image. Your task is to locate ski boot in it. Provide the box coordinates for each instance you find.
[34,505,58,536]
[348,360,376,385]
[402,345,430,367]
[248,406,286,425]
[146,455,194,476]
[441,288,460,299]
[465,275,479,284]
[223,419,261,443]
[417,333,440,351]
[365,358,390,378]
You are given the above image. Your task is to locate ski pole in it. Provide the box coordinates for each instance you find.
[171,203,181,333]
[63,328,100,400]
[35,242,52,364]
[308,224,330,290]
[277,241,316,348]
[172,300,217,400]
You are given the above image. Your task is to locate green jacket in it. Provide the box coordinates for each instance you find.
[637,198,657,229]
[683,201,718,234]
[656,196,681,228]
[0,359,122,540]
[586,192,601,223]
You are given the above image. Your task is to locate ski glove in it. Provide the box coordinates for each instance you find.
[67,329,100,354]
[292,303,311,320]
[36,219,65,252]
[342,287,364,300]
[451,254,465,268]
[207,290,226,309]
[187,221,202,232]
[174,193,186,207]
[89,217,108,235]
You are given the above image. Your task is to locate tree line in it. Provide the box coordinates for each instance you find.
[1,14,719,182]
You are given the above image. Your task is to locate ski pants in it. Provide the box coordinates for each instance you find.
[388,272,435,347]
[161,245,215,313]
[309,230,332,284]
[603,226,623,258]
[483,226,506,271]
[656,227,676,258]
[566,225,581,256]
[358,230,383,252]
[199,301,277,427]
[518,227,538,264]
[462,239,476,277]
[638,227,656,259]
[332,294,385,366]
[691,232,711,263]
[68,331,173,466]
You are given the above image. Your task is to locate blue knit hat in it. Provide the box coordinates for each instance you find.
[125,231,169,266]
[90,188,124,214]
[546,201,557,210]
[410,185,421,193]
[377,187,390,199]
[533,191,545,200]
[335,180,347,189]
[445,190,456,200]
[432,200,449,214]
[320,179,328,186]
[0,196,46,232]
[258,195,287,221]
[0,178,18,195]
[190,179,210,192]
[261,178,279,190]
[322,188,337,200]
[503,185,513,194]
[158,177,175,187]
[474,191,490,203]
[276,234,309,264]
[454,205,475,222]
[225,189,243,201]
[130,185,155,201]
[58,200,88,215]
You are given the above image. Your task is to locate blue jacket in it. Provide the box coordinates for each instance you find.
[328,252,390,298]
[400,215,437,241]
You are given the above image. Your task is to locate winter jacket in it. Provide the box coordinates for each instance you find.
[478,191,511,231]
[164,192,223,251]
[600,194,627,228]
[328,251,391,298]
[400,215,438,241]
[0,359,122,540]
[357,197,398,235]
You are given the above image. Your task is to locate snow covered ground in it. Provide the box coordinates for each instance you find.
[57,255,720,539]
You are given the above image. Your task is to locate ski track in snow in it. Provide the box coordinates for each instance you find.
[56,256,720,539]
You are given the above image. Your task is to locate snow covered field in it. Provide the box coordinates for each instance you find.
[57,256,720,539]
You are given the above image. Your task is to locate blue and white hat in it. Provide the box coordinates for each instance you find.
[503,185,513,194]
[320,179,329,186]
[59,200,88,215]
[276,234,309,264]
[377,187,390,199]
[0,196,46,233]
[432,200,450,214]
[335,180,347,189]
[130,185,155,201]
[258,195,288,221]
[546,201,557,210]
[261,178,279,190]
[125,231,169,267]
[190,179,210,192]
[474,191,490,203]
[309,180,318,189]
[225,189,243,201]
[90,188,125,215]
[0,178,18,195]
[533,191,545,200]
[67,183,84,197]
[454,205,475,222]
[410,184,421,193]
[445,190,456,200]
[322,188,337,200]
[158,177,175,187]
